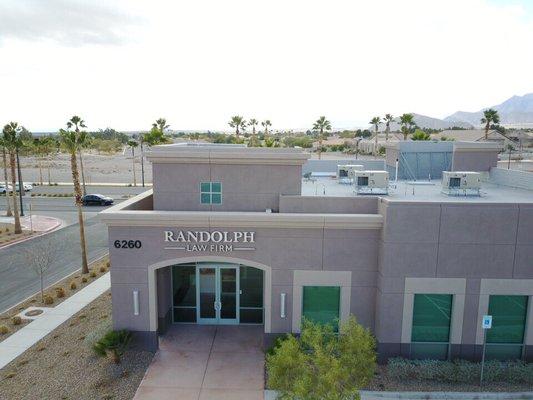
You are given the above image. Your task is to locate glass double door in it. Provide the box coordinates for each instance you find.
[197,265,239,324]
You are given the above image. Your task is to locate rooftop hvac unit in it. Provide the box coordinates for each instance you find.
[353,170,389,195]
[441,171,481,196]
[337,164,363,183]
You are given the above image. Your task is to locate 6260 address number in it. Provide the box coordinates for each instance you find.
[114,240,142,249]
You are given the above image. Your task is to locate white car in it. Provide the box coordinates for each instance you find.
[0,184,13,194]
[15,183,33,192]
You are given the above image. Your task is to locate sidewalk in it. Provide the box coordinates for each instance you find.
[0,273,110,370]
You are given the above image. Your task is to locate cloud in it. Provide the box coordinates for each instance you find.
[0,0,143,46]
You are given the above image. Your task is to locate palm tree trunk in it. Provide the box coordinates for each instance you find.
[385,125,390,141]
[374,127,378,156]
[9,151,22,234]
[318,129,323,160]
[2,148,12,217]
[78,149,87,195]
[38,158,43,185]
[47,155,51,185]
[485,122,490,140]
[70,152,89,274]
[132,147,137,186]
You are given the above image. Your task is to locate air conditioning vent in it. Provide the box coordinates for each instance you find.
[353,171,389,195]
[442,171,481,196]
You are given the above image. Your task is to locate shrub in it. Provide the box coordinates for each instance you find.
[81,277,88,283]
[387,358,533,384]
[0,325,9,334]
[99,266,106,273]
[55,287,65,298]
[11,316,22,325]
[43,294,54,305]
[267,316,376,400]
[106,261,110,268]
[90,271,97,278]
[93,330,132,364]
[70,281,77,290]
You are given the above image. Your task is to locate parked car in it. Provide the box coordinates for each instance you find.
[0,184,13,194]
[15,183,33,192]
[82,194,114,206]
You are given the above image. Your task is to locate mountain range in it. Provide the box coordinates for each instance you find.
[383,93,533,131]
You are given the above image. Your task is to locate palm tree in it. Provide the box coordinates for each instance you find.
[313,116,332,160]
[229,116,246,138]
[261,120,272,139]
[0,137,13,217]
[369,116,382,156]
[2,123,22,233]
[249,118,258,137]
[481,109,500,140]
[399,113,415,140]
[152,118,169,134]
[127,139,139,186]
[383,113,394,142]
[67,116,88,195]
[60,122,89,274]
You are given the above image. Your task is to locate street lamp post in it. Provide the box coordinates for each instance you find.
[16,147,25,216]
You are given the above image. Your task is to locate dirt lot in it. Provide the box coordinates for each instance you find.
[0,291,153,400]
[18,151,153,185]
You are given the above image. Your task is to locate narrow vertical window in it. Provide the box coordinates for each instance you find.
[486,295,528,360]
[411,294,453,360]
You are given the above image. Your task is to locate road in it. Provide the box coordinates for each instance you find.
[0,186,147,313]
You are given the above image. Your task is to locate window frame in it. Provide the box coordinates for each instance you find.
[200,182,222,205]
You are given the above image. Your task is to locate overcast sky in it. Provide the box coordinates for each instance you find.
[1,0,532,132]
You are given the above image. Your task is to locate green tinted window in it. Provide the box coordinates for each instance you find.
[302,286,340,328]
[200,182,222,204]
[211,182,221,193]
[411,294,452,343]
[239,266,264,324]
[487,295,528,344]
[211,194,222,204]
[172,264,197,322]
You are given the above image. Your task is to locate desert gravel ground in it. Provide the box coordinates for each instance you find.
[0,258,110,343]
[0,291,154,400]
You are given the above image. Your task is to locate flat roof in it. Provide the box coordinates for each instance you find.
[301,177,533,203]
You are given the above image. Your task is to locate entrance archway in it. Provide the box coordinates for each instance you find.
[147,256,272,333]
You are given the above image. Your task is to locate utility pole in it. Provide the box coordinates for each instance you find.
[16,147,25,216]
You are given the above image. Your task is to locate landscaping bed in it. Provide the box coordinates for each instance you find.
[0,290,154,400]
[0,257,110,343]
[366,361,533,393]
[0,223,33,246]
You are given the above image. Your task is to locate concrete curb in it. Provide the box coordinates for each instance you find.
[265,390,533,400]
[0,216,63,250]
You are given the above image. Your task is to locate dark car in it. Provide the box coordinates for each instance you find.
[82,194,114,206]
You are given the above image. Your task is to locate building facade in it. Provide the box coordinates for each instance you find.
[100,143,533,362]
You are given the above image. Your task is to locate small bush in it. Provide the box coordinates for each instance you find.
[70,281,77,290]
[93,330,131,364]
[106,261,110,268]
[99,266,106,273]
[0,325,9,334]
[43,294,54,305]
[55,287,65,298]
[90,271,97,278]
[11,316,22,325]
[267,316,376,400]
[81,277,88,283]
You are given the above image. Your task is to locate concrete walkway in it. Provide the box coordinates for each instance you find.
[0,273,110,370]
[134,325,265,400]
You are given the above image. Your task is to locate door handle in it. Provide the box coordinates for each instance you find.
[214,301,218,311]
